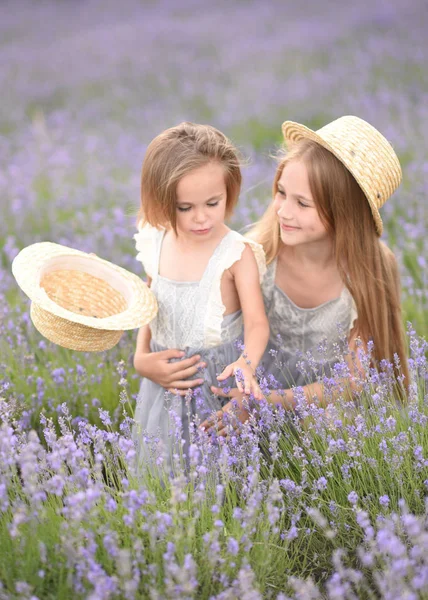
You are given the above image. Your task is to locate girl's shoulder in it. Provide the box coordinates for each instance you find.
[225,230,267,281]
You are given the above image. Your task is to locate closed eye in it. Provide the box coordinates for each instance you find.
[177,200,220,212]
[298,200,309,208]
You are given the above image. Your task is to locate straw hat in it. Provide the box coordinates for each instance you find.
[12,242,158,352]
[281,116,402,236]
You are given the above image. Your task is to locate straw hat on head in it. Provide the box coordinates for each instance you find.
[12,242,158,352]
[281,115,402,236]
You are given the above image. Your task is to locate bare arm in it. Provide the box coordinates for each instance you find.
[233,245,269,370]
[217,245,269,398]
[231,246,269,369]
[244,330,365,408]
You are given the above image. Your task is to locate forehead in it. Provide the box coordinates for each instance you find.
[279,159,312,194]
[176,162,226,201]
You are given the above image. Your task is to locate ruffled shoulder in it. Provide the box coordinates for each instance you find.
[215,230,266,280]
[203,231,267,347]
[133,222,162,279]
[240,235,267,282]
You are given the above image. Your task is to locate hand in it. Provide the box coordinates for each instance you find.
[199,386,250,437]
[134,349,206,394]
[217,358,263,400]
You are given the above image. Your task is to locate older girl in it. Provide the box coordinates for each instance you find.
[206,115,408,431]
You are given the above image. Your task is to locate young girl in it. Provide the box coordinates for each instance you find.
[132,122,269,462]
[204,115,409,433]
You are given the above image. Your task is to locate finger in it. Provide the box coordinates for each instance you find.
[169,363,206,381]
[211,386,241,398]
[217,424,228,437]
[217,365,234,381]
[203,416,226,434]
[252,387,261,400]
[216,417,233,437]
[235,378,244,393]
[210,386,231,398]
[252,383,262,400]
[167,388,189,396]
[200,410,223,431]
[167,355,203,371]
[160,349,195,361]
[168,378,204,389]
[245,377,259,397]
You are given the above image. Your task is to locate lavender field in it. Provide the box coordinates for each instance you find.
[0,1,427,598]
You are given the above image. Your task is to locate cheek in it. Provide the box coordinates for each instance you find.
[215,202,227,220]
[310,215,327,233]
[176,211,189,227]
[272,196,281,214]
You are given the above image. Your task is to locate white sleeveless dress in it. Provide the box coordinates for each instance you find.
[132,224,266,465]
[260,257,358,389]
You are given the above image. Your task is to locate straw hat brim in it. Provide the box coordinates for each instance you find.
[12,242,157,331]
[281,118,402,236]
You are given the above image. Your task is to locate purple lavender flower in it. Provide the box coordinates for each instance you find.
[379,495,390,507]
[348,491,359,505]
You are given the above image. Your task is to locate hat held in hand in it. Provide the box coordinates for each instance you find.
[12,242,158,352]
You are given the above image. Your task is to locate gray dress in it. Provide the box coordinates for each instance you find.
[132,224,266,468]
[260,257,357,389]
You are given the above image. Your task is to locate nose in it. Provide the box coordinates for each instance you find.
[277,197,293,220]
[194,208,207,224]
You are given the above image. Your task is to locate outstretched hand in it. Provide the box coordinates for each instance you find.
[199,386,250,436]
[217,359,263,400]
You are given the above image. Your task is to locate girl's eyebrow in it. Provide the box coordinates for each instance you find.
[176,194,223,206]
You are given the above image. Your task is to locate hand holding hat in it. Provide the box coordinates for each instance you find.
[12,242,158,352]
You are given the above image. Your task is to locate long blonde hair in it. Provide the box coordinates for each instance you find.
[249,139,408,384]
[138,122,242,232]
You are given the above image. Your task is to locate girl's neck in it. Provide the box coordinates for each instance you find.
[278,238,335,270]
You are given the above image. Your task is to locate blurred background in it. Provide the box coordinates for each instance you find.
[0,0,426,426]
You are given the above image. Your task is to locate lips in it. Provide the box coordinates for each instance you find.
[192,228,211,234]
[280,222,299,231]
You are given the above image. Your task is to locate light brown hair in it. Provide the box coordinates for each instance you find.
[249,139,408,384]
[138,122,242,231]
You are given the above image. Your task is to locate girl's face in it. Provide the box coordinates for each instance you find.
[273,159,329,247]
[175,161,227,241]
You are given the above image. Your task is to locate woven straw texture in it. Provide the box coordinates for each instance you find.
[31,304,123,351]
[282,116,402,236]
[12,242,158,352]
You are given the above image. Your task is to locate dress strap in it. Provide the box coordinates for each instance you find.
[200,230,266,347]
[342,287,358,333]
[261,257,277,313]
